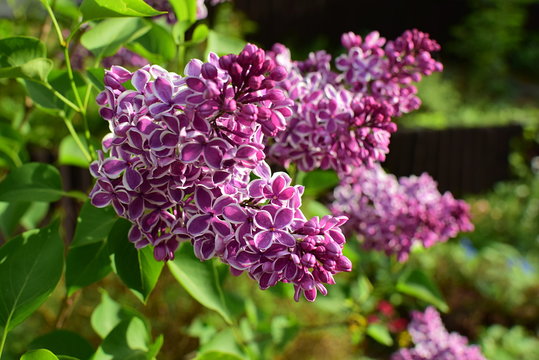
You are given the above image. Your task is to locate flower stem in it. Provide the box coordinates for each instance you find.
[40,0,66,47]
[43,82,81,113]
[62,114,92,163]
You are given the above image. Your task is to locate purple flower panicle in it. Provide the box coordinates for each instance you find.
[89,43,351,301]
[331,164,473,261]
[392,307,486,360]
[267,29,442,175]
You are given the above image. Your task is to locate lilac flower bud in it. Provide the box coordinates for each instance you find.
[201,63,218,79]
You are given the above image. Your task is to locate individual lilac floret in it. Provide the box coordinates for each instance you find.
[89,45,351,302]
[392,307,486,360]
[331,164,473,261]
[266,30,441,175]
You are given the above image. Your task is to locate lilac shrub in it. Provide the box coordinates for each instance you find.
[89,44,351,302]
[392,307,486,360]
[267,29,442,175]
[331,164,473,261]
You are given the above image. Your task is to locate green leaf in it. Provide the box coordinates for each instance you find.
[300,198,331,219]
[108,219,164,303]
[91,290,141,339]
[198,329,245,359]
[205,31,246,57]
[191,24,209,44]
[23,80,60,110]
[0,222,63,332]
[302,170,339,196]
[65,240,112,296]
[169,0,197,24]
[20,349,59,360]
[79,0,166,21]
[58,135,90,168]
[0,37,52,81]
[92,317,153,360]
[366,323,393,346]
[86,68,105,91]
[168,244,233,324]
[131,21,176,63]
[396,269,449,312]
[71,200,117,248]
[20,202,50,230]
[29,330,94,360]
[195,352,244,360]
[0,201,30,236]
[0,162,63,202]
[81,17,151,58]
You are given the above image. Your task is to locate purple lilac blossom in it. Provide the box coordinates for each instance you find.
[392,307,486,360]
[266,29,442,175]
[102,48,149,69]
[89,43,351,302]
[331,164,473,261]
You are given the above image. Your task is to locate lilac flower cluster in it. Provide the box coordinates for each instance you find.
[89,43,351,301]
[331,164,473,261]
[266,30,442,175]
[392,307,486,360]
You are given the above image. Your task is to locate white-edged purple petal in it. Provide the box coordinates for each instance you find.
[187,214,212,235]
[253,210,273,230]
[273,230,296,247]
[181,143,203,162]
[253,230,274,251]
[274,208,294,229]
[194,186,213,211]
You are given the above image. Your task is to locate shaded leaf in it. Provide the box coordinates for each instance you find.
[66,240,112,296]
[396,269,449,312]
[0,37,52,81]
[80,0,165,21]
[0,162,63,202]
[131,21,176,63]
[302,170,339,196]
[29,330,94,360]
[71,200,117,248]
[0,222,63,331]
[168,244,232,323]
[92,317,154,360]
[108,219,164,303]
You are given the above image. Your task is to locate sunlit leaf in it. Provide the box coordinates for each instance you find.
[80,0,165,21]
[168,244,233,324]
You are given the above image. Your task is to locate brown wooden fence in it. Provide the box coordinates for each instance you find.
[383,125,523,197]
